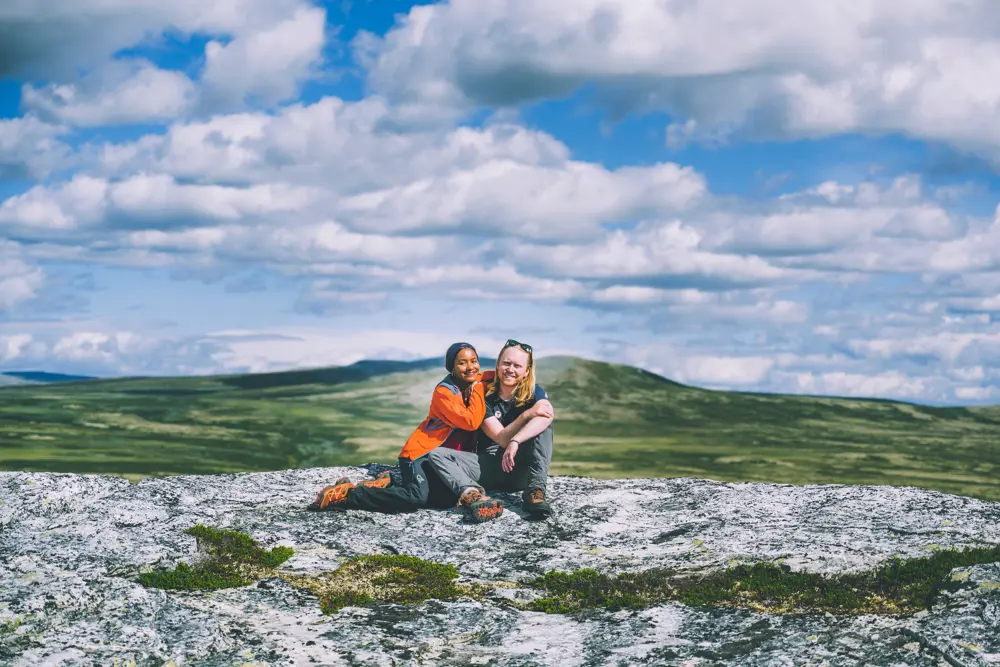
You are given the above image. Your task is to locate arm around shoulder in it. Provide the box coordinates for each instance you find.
[430,382,486,431]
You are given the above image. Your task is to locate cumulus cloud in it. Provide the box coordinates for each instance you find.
[510,220,803,289]
[338,160,704,238]
[0,174,317,232]
[782,370,931,400]
[3,0,327,125]
[21,60,196,126]
[0,242,46,311]
[199,6,327,111]
[0,0,309,80]
[362,0,1000,160]
[0,115,69,180]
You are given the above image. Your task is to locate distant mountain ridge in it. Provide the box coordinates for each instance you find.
[0,371,97,384]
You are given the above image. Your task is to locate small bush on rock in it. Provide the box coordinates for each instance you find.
[138,524,294,591]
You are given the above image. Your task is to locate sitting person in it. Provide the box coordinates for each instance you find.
[307,342,505,522]
[428,339,555,521]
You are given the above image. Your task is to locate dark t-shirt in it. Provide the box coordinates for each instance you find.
[477,384,549,451]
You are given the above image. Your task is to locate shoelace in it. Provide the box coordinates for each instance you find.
[458,489,484,508]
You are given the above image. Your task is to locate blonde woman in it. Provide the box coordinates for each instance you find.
[428,339,555,520]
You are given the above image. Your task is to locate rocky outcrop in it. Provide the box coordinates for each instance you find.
[2,466,999,666]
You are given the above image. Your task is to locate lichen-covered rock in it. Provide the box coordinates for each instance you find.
[2,467,999,666]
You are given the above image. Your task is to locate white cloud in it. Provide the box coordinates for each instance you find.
[511,220,800,288]
[954,385,998,401]
[0,242,46,311]
[0,174,317,232]
[205,328,469,374]
[0,333,44,363]
[847,332,1000,364]
[0,115,69,179]
[0,0,310,80]
[21,60,196,127]
[929,207,1000,272]
[199,6,328,111]
[783,370,930,400]
[338,160,704,238]
[362,0,1000,160]
[675,355,776,386]
[91,98,702,239]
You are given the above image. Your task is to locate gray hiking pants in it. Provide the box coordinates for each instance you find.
[428,424,554,496]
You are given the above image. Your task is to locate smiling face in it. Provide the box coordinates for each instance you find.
[451,347,480,384]
[497,346,530,388]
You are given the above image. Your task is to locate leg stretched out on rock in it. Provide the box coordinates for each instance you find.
[307,342,486,514]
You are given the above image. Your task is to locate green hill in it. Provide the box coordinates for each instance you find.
[2,356,998,500]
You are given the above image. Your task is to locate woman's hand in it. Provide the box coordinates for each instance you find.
[461,380,480,405]
[502,439,519,473]
[525,402,553,420]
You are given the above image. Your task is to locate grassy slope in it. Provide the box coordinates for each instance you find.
[1,356,998,500]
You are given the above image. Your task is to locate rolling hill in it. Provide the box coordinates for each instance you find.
[1,356,998,500]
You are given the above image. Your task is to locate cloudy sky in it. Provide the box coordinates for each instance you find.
[2,0,1000,405]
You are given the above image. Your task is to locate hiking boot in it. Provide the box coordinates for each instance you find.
[522,488,552,518]
[358,470,392,489]
[308,478,355,511]
[457,488,504,523]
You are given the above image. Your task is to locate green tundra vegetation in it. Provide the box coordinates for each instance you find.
[137,524,295,590]
[1,356,998,500]
[526,543,1000,615]
[140,525,1000,617]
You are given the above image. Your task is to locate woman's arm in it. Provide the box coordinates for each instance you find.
[481,399,553,447]
[429,382,487,430]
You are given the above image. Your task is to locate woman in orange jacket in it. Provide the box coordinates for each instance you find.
[307,342,504,521]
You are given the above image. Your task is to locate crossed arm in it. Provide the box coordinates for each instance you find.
[478,399,553,473]
[480,399,554,448]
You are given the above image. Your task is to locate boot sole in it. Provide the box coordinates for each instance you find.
[464,499,504,523]
[525,502,552,518]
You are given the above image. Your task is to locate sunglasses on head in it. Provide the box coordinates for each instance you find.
[504,339,532,354]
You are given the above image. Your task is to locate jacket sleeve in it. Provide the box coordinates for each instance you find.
[429,382,486,431]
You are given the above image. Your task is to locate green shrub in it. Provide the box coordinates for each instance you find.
[138,524,294,591]
[526,544,1000,615]
[137,561,252,590]
[183,524,294,568]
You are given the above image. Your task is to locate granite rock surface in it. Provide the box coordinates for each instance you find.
[2,466,999,666]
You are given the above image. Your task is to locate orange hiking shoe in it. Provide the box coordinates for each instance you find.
[358,470,392,489]
[521,488,552,518]
[457,488,504,523]
[309,478,355,511]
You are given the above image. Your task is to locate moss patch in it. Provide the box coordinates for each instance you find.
[526,544,1000,615]
[136,526,999,619]
[139,524,294,590]
[282,554,478,613]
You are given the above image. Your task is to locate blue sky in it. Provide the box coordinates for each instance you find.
[3,0,1000,405]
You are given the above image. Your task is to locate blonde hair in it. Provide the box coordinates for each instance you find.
[487,344,535,407]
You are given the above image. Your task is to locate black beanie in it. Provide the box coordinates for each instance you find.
[445,342,476,372]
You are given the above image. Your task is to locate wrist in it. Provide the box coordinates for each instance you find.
[508,439,520,448]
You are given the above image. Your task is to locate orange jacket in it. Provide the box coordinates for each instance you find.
[398,374,487,460]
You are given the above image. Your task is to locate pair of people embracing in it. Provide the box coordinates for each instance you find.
[308,339,555,522]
